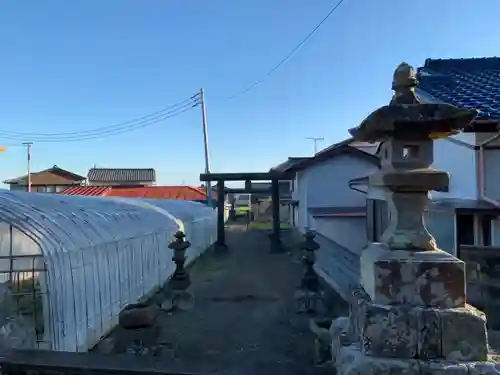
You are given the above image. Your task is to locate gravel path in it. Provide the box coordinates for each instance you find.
[96,224,335,374]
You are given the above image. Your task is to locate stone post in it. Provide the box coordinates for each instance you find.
[162,231,195,311]
[295,229,323,314]
[329,63,499,373]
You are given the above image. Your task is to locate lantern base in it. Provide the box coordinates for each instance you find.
[295,289,324,314]
[161,290,195,312]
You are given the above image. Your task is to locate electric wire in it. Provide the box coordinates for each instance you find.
[0,0,346,142]
[0,94,200,140]
[0,101,199,142]
[225,0,346,100]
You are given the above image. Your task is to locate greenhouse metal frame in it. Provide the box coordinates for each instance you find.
[0,191,217,352]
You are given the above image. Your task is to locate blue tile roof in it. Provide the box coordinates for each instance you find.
[417,57,500,120]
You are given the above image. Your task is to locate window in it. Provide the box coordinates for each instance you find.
[366,199,390,242]
[46,185,56,193]
[366,200,375,242]
[457,214,474,246]
[374,200,389,241]
[481,215,493,247]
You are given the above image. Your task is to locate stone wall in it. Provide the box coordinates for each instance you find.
[460,244,500,328]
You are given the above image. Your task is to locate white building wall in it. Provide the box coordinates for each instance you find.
[294,154,377,234]
[492,219,500,246]
[314,217,367,253]
[431,138,477,200]
[483,149,500,202]
[305,154,374,208]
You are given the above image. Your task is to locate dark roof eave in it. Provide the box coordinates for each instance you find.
[286,145,379,173]
[348,176,369,185]
[3,166,85,185]
[270,157,312,173]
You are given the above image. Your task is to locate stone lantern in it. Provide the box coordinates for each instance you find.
[328,63,498,373]
[295,229,322,314]
[162,230,194,311]
[168,230,191,291]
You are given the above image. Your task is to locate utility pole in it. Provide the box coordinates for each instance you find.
[200,88,212,206]
[306,137,324,155]
[22,142,33,192]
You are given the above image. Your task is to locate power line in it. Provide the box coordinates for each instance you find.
[0,104,195,142]
[225,0,346,100]
[0,94,200,142]
[2,102,198,142]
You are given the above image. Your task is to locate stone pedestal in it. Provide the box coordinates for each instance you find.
[330,289,498,374]
[323,62,498,374]
[360,243,466,308]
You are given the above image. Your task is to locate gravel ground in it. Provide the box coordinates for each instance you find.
[94,224,336,375]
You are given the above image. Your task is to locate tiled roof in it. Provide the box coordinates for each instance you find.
[60,186,111,196]
[417,57,500,119]
[4,165,86,185]
[107,186,211,200]
[87,168,156,183]
[58,185,212,200]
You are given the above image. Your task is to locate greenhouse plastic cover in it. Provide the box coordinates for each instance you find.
[0,190,219,351]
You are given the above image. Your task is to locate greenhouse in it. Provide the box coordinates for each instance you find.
[0,190,218,352]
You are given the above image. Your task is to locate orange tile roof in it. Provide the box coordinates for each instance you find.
[107,186,211,200]
[60,186,112,196]
[59,185,213,201]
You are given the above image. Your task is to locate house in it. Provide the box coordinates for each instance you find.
[87,168,156,187]
[3,165,86,193]
[272,142,379,251]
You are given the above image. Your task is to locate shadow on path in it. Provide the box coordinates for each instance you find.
[96,224,332,374]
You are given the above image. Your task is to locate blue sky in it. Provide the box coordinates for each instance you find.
[0,0,499,186]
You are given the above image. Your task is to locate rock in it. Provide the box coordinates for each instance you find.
[336,344,420,375]
[419,360,469,374]
[417,308,441,359]
[440,305,488,362]
[359,302,419,359]
[0,315,37,349]
[310,318,333,365]
[329,317,349,364]
[467,362,500,374]
[175,291,195,311]
[160,299,174,311]
[118,303,158,329]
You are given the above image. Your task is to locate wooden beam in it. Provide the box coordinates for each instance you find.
[199,172,293,182]
[270,178,282,252]
[225,188,272,194]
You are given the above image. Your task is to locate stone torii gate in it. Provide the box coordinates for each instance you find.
[199,171,294,252]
